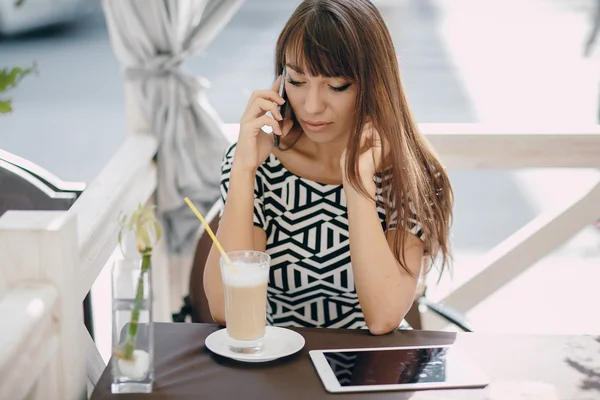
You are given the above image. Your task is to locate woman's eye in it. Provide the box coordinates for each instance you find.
[287,78,304,86]
[329,83,352,92]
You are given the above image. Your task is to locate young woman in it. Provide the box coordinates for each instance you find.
[204,0,453,335]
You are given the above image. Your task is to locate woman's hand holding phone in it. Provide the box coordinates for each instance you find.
[234,74,294,173]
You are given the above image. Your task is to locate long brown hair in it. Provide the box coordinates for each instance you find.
[274,0,454,275]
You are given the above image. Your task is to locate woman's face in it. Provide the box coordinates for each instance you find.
[284,63,357,145]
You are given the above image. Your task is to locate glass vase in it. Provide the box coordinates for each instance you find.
[111,258,154,393]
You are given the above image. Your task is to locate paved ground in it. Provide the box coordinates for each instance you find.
[1,0,599,359]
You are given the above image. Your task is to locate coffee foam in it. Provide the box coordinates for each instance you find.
[222,262,269,287]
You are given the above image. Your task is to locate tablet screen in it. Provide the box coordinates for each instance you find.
[323,347,450,386]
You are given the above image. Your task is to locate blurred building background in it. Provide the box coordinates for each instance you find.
[1,0,599,341]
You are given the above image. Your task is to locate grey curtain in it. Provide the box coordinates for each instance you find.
[102,0,242,255]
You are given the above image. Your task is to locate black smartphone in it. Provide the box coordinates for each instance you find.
[260,67,289,148]
[273,67,288,148]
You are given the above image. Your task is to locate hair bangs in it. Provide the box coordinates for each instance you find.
[281,11,358,80]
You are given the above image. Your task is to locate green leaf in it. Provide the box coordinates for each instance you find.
[127,212,137,230]
[0,66,35,93]
[0,64,36,114]
[118,203,163,257]
[0,100,12,114]
[15,0,25,6]
[139,225,150,248]
[119,213,127,227]
[155,222,162,241]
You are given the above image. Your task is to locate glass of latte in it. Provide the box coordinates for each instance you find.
[220,250,270,354]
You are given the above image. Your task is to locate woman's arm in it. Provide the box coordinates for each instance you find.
[203,77,289,325]
[344,181,424,335]
[203,167,267,325]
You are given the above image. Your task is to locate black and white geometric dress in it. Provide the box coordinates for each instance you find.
[220,143,423,330]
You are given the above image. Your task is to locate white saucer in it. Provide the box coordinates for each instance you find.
[205,326,305,363]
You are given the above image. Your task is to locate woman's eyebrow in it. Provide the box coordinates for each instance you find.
[285,63,305,74]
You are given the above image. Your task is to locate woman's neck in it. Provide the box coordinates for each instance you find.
[295,132,347,170]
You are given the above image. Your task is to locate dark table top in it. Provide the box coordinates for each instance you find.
[90,323,600,400]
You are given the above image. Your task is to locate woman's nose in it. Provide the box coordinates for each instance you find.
[303,86,326,115]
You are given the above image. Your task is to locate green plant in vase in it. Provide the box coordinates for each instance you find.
[113,203,162,370]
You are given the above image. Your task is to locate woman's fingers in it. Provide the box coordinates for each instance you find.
[246,75,285,108]
[241,75,285,117]
[245,97,284,121]
[251,115,283,137]
[360,122,380,149]
[249,89,285,106]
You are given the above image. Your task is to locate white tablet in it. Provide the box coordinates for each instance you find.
[309,345,489,393]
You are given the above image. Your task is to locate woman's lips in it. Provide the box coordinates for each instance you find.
[302,120,332,132]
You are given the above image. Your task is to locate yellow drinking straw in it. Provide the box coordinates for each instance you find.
[184,197,232,265]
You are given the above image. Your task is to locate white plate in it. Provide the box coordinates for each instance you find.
[205,326,305,363]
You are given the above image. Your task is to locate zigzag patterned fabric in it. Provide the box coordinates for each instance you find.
[220,143,422,330]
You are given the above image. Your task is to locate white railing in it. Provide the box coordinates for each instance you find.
[0,123,599,398]
[0,132,158,399]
